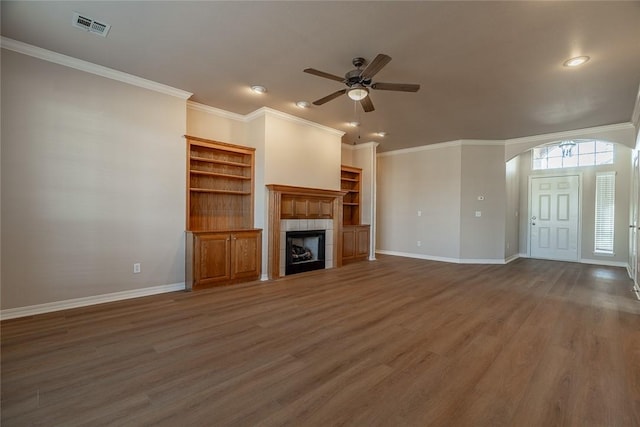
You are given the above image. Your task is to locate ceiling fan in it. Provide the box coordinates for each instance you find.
[303,54,420,112]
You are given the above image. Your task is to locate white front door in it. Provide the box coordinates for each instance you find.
[530,175,580,261]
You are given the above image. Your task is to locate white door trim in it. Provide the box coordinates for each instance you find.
[527,173,583,261]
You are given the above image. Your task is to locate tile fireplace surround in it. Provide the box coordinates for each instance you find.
[266,184,346,279]
[280,219,334,275]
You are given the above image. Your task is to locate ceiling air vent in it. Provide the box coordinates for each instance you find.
[72,12,111,37]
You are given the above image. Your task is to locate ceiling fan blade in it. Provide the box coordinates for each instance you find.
[360,96,375,112]
[371,82,421,92]
[360,54,392,80]
[304,68,345,83]
[313,89,347,105]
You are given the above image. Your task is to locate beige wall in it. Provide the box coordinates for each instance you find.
[186,106,246,146]
[1,49,187,309]
[377,145,462,260]
[341,144,354,166]
[377,142,511,262]
[517,146,631,263]
[505,157,520,258]
[459,145,506,260]
[264,114,342,191]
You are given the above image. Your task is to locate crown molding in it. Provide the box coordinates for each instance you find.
[245,107,345,137]
[505,122,634,146]
[187,100,245,121]
[378,138,509,157]
[342,141,379,150]
[1,37,193,100]
[378,140,463,157]
[460,139,505,146]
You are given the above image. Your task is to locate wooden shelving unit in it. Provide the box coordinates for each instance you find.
[340,165,370,263]
[341,165,361,226]
[185,135,261,290]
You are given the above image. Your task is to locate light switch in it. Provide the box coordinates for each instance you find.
[475,211,482,217]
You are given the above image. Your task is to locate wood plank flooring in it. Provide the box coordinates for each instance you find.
[2,255,639,426]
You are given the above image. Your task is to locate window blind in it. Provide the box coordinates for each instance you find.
[595,172,615,254]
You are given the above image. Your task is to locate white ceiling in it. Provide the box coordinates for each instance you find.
[2,1,639,152]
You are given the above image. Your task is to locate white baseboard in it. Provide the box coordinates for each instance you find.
[375,250,508,265]
[518,253,628,268]
[579,258,628,268]
[0,282,185,321]
[504,253,521,264]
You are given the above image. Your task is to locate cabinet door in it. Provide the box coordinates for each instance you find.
[195,233,231,286]
[356,226,370,258]
[342,227,356,259]
[231,230,261,280]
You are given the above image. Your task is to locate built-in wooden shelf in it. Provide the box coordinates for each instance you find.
[341,165,361,226]
[189,188,252,195]
[185,135,261,290]
[190,170,251,180]
[340,165,369,264]
[190,156,251,168]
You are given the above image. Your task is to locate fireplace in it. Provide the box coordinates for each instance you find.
[285,230,326,275]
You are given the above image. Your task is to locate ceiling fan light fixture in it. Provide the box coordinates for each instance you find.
[376,131,388,137]
[295,101,310,108]
[348,86,368,101]
[563,56,590,67]
[347,121,360,127]
[250,85,267,94]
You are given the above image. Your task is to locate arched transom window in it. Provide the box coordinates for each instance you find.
[532,140,614,170]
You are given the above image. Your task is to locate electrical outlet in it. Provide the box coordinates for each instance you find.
[133,263,141,274]
[475,211,482,217]
[417,240,422,247]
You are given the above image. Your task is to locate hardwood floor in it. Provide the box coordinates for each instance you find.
[2,255,639,426]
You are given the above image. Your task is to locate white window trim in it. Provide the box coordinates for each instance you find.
[594,171,616,255]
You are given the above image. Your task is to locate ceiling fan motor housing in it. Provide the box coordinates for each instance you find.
[345,69,367,86]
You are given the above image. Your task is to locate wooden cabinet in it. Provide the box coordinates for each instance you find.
[341,165,361,226]
[342,225,370,263]
[341,165,370,263]
[186,230,262,290]
[185,135,261,290]
[281,195,333,219]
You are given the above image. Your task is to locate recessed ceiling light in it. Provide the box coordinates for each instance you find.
[296,101,310,108]
[251,85,267,94]
[347,121,360,127]
[376,131,388,137]
[563,56,590,67]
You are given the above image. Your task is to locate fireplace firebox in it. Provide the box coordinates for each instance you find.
[285,230,326,275]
